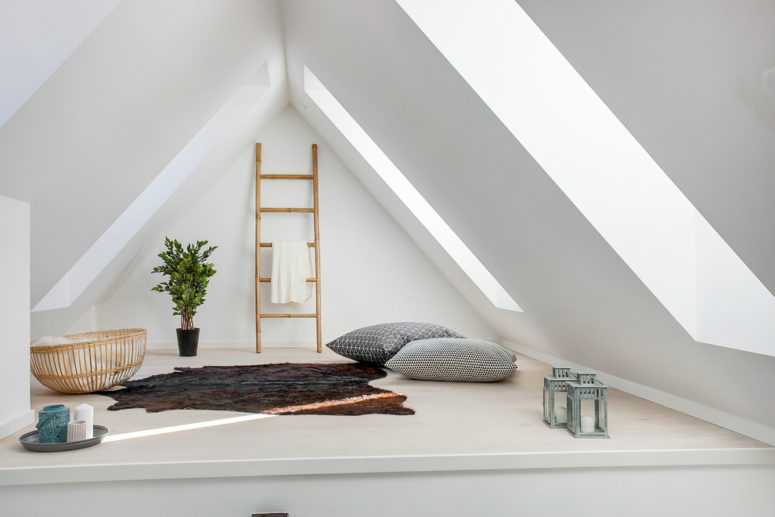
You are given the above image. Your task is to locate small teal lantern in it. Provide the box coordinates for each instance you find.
[543,367,575,428]
[566,372,608,438]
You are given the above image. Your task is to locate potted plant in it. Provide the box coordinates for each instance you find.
[151,237,217,356]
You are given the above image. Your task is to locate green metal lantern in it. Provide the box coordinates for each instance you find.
[543,367,575,428]
[566,372,608,438]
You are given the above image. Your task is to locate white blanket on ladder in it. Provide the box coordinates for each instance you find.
[271,240,313,303]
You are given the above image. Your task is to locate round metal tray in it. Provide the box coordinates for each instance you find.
[19,425,109,452]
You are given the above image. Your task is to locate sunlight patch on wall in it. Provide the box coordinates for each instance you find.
[304,66,521,312]
[397,0,775,355]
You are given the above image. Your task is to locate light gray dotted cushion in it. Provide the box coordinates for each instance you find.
[385,338,517,382]
[325,322,464,365]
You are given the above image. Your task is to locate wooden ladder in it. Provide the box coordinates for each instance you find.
[254,143,322,353]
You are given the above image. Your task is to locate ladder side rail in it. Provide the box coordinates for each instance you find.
[312,144,322,353]
[255,143,262,353]
[255,143,321,353]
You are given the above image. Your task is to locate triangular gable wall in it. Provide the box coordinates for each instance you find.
[93,106,495,345]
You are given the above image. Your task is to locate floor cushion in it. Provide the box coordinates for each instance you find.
[385,338,517,382]
[325,322,464,365]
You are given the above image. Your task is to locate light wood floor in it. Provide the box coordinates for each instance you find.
[0,346,767,470]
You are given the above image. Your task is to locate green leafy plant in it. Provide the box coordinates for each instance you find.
[151,237,217,330]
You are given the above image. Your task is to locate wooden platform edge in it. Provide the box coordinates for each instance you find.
[2,448,773,487]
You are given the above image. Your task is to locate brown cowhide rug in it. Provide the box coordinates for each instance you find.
[98,363,414,416]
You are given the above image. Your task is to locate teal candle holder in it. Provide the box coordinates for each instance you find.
[36,404,70,443]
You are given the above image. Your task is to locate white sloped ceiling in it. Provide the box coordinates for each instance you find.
[281,0,775,430]
[517,0,775,295]
[0,0,285,308]
[3,0,774,434]
[0,0,121,128]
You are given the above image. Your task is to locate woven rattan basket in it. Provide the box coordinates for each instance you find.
[30,329,147,393]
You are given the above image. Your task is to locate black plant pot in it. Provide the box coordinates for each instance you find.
[176,328,200,357]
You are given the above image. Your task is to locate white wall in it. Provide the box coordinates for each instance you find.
[30,52,289,341]
[2,466,775,517]
[93,107,493,347]
[0,0,120,128]
[517,0,775,298]
[0,0,284,307]
[0,195,33,439]
[281,0,775,431]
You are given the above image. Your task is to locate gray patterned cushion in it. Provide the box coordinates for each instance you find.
[385,338,517,382]
[325,322,464,365]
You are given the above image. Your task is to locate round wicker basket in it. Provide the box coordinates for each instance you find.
[30,329,147,393]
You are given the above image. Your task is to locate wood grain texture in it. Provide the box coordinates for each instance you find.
[254,143,262,353]
[255,144,322,353]
[258,278,316,283]
[260,207,315,213]
[261,314,317,319]
[312,144,322,353]
[259,242,316,247]
[260,174,313,180]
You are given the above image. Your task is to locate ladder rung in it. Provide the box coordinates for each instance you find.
[260,174,314,180]
[260,208,315,213]
[259,242,316,247]
[255,143,322,354]
[258,277,316,283]
[261,313,317,318]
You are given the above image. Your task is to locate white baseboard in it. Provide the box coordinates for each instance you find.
[0,409,34,440]
[502,340,775,447]
[146,341,316,350]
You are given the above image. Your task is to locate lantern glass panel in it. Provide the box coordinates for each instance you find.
[567,395,577,432]
[543,368,575,428]
[566,377,608,438]
[581,399,596,431]
[543,385,550,423]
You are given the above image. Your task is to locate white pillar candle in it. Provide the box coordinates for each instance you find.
[74,403,94,439]
[554,406,567,424]
[581,415,595,433]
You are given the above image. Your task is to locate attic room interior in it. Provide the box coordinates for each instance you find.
[1,0,775,515]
